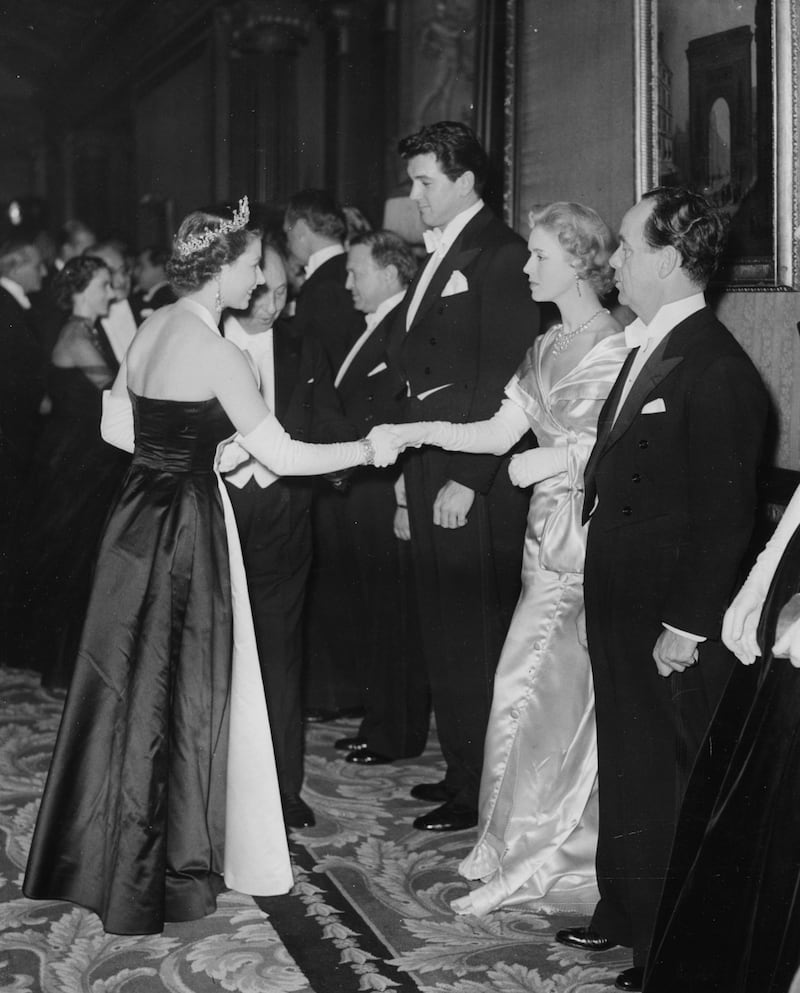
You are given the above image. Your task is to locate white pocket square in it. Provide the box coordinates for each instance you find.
[306,377,314,384]
[367,361,387,377]
[641,398,666,414]
[441,270,469,297]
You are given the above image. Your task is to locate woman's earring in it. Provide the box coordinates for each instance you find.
[575,273,582,297]
[215,278,223,315]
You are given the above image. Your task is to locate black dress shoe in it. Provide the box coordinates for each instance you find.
[410,781,455,804]
[412,799,478,832]
[346,748,392,765]
[305,706,364,723]
[615,967,643,992]
[555,926,617,951]
[282,794,316,828]
[334,736,367,752]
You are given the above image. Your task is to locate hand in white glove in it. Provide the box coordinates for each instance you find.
[773,614,800,668]
[721,583,766,665]
[366,425,402,468]
[388,422,434,450]
[216,438,252,474]
[508,446,568,488]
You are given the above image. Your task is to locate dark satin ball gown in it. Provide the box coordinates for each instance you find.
[23,393,291,934]
[645,525,800,993]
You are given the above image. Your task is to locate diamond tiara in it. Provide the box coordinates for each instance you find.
[173,196,251,257]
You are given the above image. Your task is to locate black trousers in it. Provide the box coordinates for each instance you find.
[584,524,734,967]
[404,448,526,808]
[226,478,309,797]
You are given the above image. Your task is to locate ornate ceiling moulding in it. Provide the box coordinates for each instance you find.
[225,0,314,55]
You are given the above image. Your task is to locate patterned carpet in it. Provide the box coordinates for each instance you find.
[0,666,631,992]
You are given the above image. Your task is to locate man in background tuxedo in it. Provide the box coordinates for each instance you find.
[284,189,368,720]
[385,121,538,831]
[327,230,429,766]
[131,245,176,321]
[283,189,364,372]
[223,240,356,829]
[557,187,769,992]
[88,241,138,368]
[0,236,47,664]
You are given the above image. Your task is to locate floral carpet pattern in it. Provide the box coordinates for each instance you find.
[0,667,630,992]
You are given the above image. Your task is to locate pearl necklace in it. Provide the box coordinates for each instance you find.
[550,307,609,355]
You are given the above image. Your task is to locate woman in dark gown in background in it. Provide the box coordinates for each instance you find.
[645,480,800,993]
[11,256,129,689]
[23,199,399,935]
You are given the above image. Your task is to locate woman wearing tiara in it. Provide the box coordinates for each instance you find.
[23,199,398,935]
[393,202,628,916]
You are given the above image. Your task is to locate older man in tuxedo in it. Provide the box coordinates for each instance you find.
[0,236,47,661]
[556,187,768,992]
[329,229,429,766]
[385,121,538,831]
[223,240,356,829]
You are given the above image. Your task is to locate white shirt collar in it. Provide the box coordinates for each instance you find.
[426,199,484,255]
[223,314,273,356]
[624,292,706,349]
[0,276,31,310]
[142,279,170,303]
[304,243,345,279]
[367,289,405,330]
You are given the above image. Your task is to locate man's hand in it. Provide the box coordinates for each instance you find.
[433,480,475,529]
[653,629,700,677]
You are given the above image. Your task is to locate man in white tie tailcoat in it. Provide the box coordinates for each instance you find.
[557,187,769,993]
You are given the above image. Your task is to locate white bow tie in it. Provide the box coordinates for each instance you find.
[422,227,445,255]
[624,319,651,349]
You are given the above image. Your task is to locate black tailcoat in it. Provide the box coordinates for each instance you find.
[582,307,769,965]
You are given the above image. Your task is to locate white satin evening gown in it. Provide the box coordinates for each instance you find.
[452,328,628,917]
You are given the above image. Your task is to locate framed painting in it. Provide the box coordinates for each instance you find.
[635,0,799,289]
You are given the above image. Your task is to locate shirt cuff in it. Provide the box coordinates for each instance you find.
[663,623,706,643]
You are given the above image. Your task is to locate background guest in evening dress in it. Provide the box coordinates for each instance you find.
[0,235,47,666]
[8,256,128,688]
[329,229,429,768]
[223,236,356,830]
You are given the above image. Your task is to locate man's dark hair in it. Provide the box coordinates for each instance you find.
[397,121,489,194]
[641,186,727,286]
[285,189,347,244]
[142,245,171,269]
[350,229,418,288]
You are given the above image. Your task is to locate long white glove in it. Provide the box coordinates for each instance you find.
[393,399,530,456]
[722,481,800,664]
[508,446,568,488]
[236,414,399,475]
[101,391,135,453]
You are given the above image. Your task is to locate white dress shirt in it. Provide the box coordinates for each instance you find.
[334,290,405,388]
[405,198,484,330]
[223,315,278,489]
[0,276,31,310]
[101,298,138,363]
[304,244,345,280]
